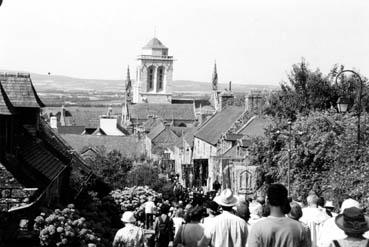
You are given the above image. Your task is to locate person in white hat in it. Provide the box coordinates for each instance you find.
[113,211,144,247]
[318,198,369,247]
[328,207,369,247]
[198,188,248,247]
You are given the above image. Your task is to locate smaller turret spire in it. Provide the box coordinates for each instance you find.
[212,61,218,91]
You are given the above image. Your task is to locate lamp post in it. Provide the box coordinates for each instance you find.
[287,121,292,196]
[335,69,363,147]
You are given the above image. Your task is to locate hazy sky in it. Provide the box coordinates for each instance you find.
[0,0,368,85]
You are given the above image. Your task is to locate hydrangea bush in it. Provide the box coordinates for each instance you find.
[33,204,100,246]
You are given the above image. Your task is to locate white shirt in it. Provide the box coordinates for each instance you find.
[145,201,156,214]
[113,224,144,247]
[198,211,248,247]
[300,207,330,247]
[173,217,185,236]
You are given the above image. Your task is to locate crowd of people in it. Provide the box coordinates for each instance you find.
[112,183,369,247]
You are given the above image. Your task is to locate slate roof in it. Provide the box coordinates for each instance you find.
[151,128,179,147]
[142,117,164,132]
[129,103,195,121]
[143,37,167,49]
[58,126,85,135]
[194,106,245,145]
[0,84,13,115]
[147,124,166,140]
[61,134,145,158]
[0,73,44,108]
[183,127,198,147]
[19,139,66,183]
[237,116,273,138]
[170,126,191,137]
[44,106,122,128]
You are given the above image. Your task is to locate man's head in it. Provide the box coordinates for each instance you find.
[267,183,291,214]
[306,194,319,207]
[288,202,303,221]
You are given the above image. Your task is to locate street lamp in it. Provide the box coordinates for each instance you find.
[335,69,363,146]
[287,121,292,196]
[336,97,350,113]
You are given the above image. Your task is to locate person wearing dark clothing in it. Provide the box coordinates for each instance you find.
[212,179,221,192]
[154,204,174,247]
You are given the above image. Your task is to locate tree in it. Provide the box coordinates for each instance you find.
[264,60,369,119]
[126,163,160,187]
[85,147,133,189]
[248,111,369,207]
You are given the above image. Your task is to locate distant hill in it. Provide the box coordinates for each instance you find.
[1,71,278,93]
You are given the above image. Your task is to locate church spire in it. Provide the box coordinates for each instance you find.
[126,66,132,91]
[212,61,218,91]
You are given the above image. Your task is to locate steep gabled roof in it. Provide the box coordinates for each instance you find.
[183,127,198,147]
[237,116,273,138]
[143,37,167,49]
[0,83,13,115]
[194,106,245,145]
[0,73,44,108]
[129,104,195,121]
[151,128,179,146]
[142,117,165,132]
[19,140,66,183]
[222,145,247,159]
[147,124,166,140]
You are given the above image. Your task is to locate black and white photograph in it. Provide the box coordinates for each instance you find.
[0,0,369,246]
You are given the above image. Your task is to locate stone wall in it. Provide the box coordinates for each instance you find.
[0,164,36,211]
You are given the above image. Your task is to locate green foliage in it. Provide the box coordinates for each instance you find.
[264,59,368,120]
[126,163,160,187]
[249,111,369,207]
[76,192,123,247]
[85,147,133,189]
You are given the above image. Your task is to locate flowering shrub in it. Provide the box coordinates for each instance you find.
[33,204,100,246]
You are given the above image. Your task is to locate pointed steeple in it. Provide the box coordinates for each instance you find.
[126,66,132,91]
[212,61,218,91]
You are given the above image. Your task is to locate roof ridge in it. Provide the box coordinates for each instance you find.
[236,115,257,134]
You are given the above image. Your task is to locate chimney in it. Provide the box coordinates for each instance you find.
[60,105,66,126]
[245,91,263,114]
[50,116,58,129]
[164,121,171,129]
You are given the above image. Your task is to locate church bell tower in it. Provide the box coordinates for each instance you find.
[133,37,174,104]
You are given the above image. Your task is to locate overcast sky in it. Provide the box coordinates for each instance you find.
[0,0,368,84]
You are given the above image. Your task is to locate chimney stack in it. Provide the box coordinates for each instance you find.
[50,116,58,129]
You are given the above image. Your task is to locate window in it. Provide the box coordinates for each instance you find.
[157,66,164,91]
[147,66,155,91]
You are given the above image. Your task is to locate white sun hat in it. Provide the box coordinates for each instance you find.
[121,211,136,223]
[214,188,238,207]
[340,198,361,213]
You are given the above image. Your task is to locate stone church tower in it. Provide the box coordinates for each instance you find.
[132,37,174,104]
